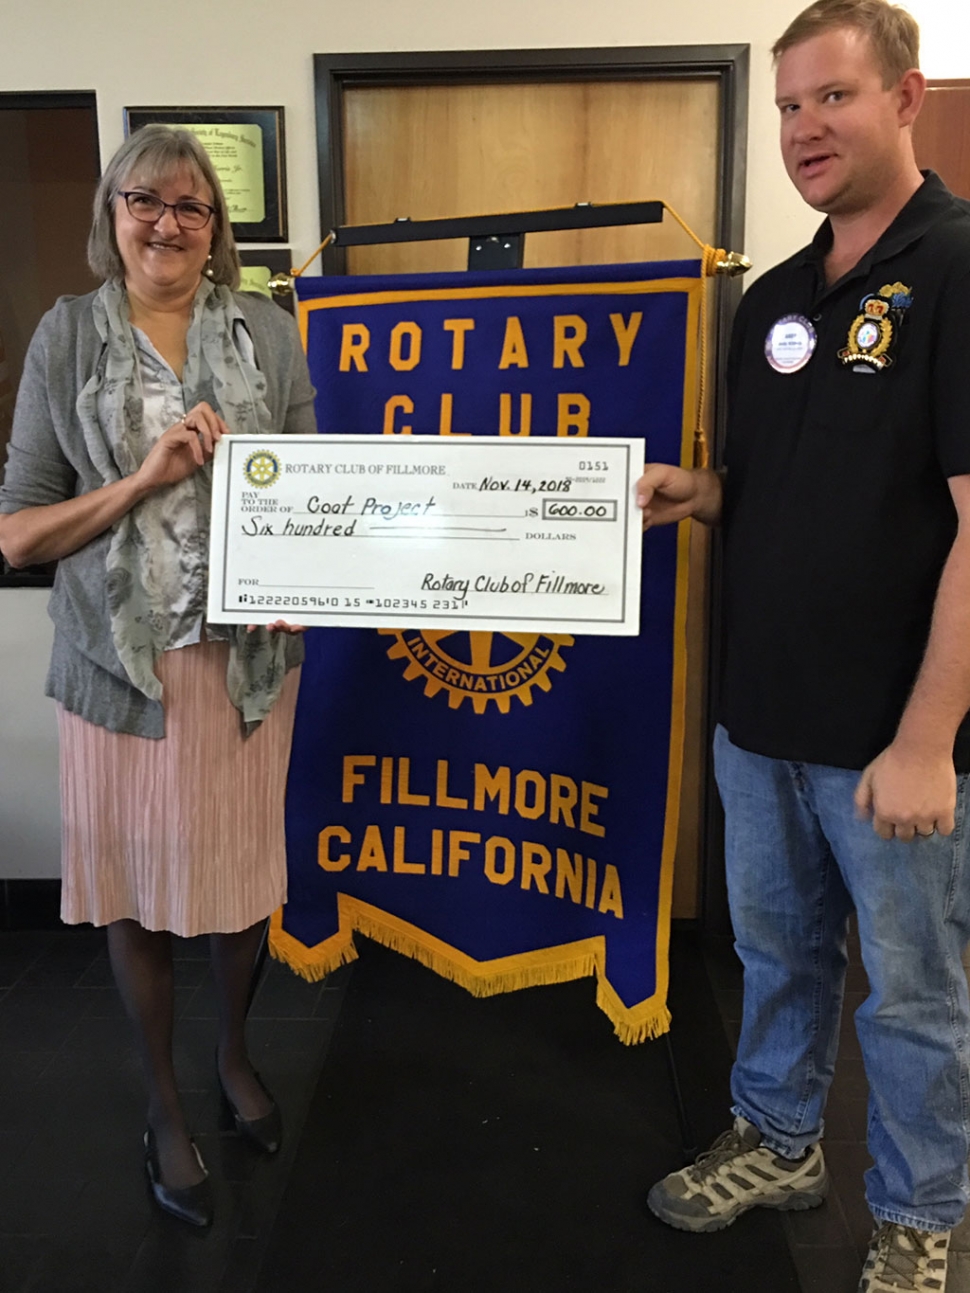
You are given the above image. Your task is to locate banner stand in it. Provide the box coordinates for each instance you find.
[253,201,749,1157]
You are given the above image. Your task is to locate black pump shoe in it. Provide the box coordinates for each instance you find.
[218,1069,282,1155]
[144,1128,213,1228]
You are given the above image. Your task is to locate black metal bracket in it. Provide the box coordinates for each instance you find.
[329,200,665,270]
[468,232,524,271]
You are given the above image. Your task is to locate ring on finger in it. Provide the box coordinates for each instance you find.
[916,827,936,837]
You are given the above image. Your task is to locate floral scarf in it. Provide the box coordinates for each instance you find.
[75,277,291,731]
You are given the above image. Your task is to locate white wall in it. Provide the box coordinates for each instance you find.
[0,0,961,374]
[0,0,828,282]
[0,0,966,878]
[908,0,970,78]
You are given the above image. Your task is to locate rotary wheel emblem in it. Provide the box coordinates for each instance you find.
[379,629,573,714]
[244,450,281,488]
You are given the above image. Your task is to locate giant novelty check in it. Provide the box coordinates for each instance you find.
[207,435,644,634]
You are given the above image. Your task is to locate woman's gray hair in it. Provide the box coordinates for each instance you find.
[87,125,240,288]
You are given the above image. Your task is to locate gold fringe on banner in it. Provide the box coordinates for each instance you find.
[270,907,357,981]
[270,900,674,1044]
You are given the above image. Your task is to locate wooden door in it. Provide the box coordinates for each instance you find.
[914,80,970,199]
[342,81,718,274]
[337,74,725,919]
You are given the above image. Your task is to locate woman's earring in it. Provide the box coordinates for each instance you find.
[204,253,214,279]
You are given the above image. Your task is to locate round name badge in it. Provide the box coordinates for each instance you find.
[765,314,817,374]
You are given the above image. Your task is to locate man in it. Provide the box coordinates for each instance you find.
[639,2,970,1290]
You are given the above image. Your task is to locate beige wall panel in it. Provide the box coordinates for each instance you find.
[342,76,719,918]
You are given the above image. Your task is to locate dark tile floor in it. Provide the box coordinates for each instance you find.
[1,912,966,1293]
[705,927,970,1293]
[0,924,350,1293]
[704,930,875,1293]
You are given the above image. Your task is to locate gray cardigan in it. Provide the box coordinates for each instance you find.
[0,288,316,737]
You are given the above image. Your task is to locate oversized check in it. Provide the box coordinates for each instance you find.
[207,435,644,634]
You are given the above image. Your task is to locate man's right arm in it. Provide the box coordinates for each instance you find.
[635,464,723,529]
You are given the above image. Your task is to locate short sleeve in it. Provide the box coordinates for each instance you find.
[931,267,970,479]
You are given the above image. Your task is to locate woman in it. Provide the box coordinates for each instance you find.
[0,126,316,1228]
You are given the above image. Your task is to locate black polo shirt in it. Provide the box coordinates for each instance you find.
[721,172,970,772]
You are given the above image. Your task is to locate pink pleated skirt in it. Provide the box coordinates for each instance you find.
[57,638,301,936]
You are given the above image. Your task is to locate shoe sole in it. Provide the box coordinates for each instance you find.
[647,1177,829,1234]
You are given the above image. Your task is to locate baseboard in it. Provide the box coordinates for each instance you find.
[0,879,63,930]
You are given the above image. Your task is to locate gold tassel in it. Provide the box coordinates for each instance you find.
[662,203,750,470]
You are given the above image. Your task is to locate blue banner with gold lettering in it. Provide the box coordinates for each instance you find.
[271,262,700,1042]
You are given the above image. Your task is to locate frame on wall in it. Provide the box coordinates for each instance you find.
[238,248,294,314]
[124,106,288,242]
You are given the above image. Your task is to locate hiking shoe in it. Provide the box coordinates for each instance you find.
[859,1223,950,1292]
[647,1116,828,1233]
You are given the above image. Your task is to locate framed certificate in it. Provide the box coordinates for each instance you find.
[207,434,644,635]
[238,249,294,313]
[123,106,287,241]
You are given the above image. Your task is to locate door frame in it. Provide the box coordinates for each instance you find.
[0,89,100,591]
[311,46,750,933]
[0,89,98,111]
[313,46,747,282]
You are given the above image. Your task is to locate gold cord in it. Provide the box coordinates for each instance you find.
[268,231,336,297]
[292,231,335,279]
[661,203,729,469]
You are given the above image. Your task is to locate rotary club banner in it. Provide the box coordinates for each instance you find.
[270,261,701,1042]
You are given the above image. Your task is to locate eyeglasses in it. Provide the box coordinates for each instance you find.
[117,190,216,231]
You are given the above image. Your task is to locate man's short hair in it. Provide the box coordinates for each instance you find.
[772,0,920,87]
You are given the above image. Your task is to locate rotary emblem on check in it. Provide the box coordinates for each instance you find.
[243,450,281,488]
[379,629,573,714]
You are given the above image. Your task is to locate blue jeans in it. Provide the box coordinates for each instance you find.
[714,724,970,1231]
